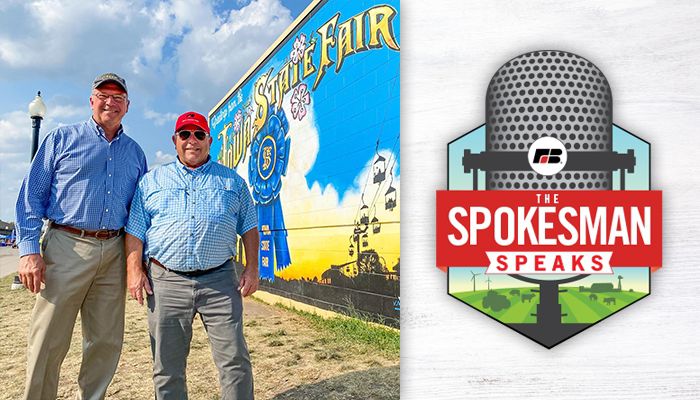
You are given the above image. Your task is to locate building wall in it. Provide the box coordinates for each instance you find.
[209,0,400,326]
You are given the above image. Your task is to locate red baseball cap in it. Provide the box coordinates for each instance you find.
[175,111,210,133]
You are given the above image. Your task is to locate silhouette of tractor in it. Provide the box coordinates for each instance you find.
[482,291,511,312]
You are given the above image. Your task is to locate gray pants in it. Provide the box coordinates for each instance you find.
[147,259,253,400]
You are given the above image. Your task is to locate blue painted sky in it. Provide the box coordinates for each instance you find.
[0,0,313,221]
[209,0,400,197]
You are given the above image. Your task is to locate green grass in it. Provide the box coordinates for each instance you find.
[273,302,400,358]
[451,287,647,324]
[451,288,539,323]
[561,289,646,323]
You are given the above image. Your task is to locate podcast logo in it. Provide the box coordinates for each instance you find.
[437,50,662,348]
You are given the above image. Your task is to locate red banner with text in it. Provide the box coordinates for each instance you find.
[436,190,662,273]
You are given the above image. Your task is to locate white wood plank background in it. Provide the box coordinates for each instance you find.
[400,1,700,398]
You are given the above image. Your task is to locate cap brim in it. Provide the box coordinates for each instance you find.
[94,79,128,93]
[176,120,209,133]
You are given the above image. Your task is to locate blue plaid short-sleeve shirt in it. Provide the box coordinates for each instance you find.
[126,157,258,271]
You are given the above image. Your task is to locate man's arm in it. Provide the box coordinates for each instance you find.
[16,131,57,293]
[238,228,259,297]
[125,233,152,305]
[124,181,152,305]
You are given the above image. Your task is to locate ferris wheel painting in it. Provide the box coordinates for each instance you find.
[209,0,400,326]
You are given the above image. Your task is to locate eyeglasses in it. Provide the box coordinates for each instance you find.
[176,130,209,141]
[93,92,127,104]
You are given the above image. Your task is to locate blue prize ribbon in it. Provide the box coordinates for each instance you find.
[249,105,291,280]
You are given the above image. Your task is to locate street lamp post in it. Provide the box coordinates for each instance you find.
[28,91,47,160]
[12,92,47,290]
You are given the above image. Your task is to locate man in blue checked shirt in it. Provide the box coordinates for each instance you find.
[125,111,259,400]
[15,72,147,400]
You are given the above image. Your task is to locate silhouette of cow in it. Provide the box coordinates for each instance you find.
[603,297,616,305]
[521,293,536,302]
[509,289,520,296]
[589,294,598,301]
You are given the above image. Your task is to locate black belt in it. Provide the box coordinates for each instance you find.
[149,258,226,277]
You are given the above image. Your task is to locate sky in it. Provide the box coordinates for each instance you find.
[0,0,313,222]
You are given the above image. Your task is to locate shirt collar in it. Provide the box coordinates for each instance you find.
[89,117,124,141]
[175,155,213,175]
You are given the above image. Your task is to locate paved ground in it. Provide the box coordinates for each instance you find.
[0,247,18,279]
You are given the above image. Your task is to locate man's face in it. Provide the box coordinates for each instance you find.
[90,82,129,129]
[173,124,212,168]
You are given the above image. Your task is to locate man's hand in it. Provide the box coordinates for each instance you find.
[127,263,152,305]
[125,233,151,305]
[239,228,260,297]
[18,254,46,293]
[238,266,259,297]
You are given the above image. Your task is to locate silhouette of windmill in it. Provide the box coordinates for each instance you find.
[485,277,492,290]
[470,271,481,292]
[617,275,624,291]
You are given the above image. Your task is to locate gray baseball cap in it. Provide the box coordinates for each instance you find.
[92,72,128,94]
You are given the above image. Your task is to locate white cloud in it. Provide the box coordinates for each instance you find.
[144,109,179,126]
[50,104,85,120]
[153,150,176,168]
[0,1,152,75]
[0,110,34,221]
[0,102,87,221]
[0,0,294,108]
[175,0,293,109]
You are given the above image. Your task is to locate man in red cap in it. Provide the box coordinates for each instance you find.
[125,111,259,399]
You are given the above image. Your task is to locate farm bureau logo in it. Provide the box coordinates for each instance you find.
[437,50,663,348]
[528,136,567,176]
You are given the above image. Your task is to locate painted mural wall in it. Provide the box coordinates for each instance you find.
[208,0,400,326]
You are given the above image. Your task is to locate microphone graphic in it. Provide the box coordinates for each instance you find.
[461,50,638,345]
[463,50,635,191]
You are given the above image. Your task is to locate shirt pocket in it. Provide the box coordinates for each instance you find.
[208,186,240,223]
[145,188,185,218]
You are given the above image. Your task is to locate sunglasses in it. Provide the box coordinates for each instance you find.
[176,130,209,141]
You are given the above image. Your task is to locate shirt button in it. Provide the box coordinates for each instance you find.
[108,174,112,177]
[109,157,112,161]
[107,191,111,194]
[105,209,109,212]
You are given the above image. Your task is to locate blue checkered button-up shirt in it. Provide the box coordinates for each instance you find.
[15,118,147,256]
[126,157,258,272]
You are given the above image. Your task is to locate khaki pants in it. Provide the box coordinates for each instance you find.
[23,227,126,400]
